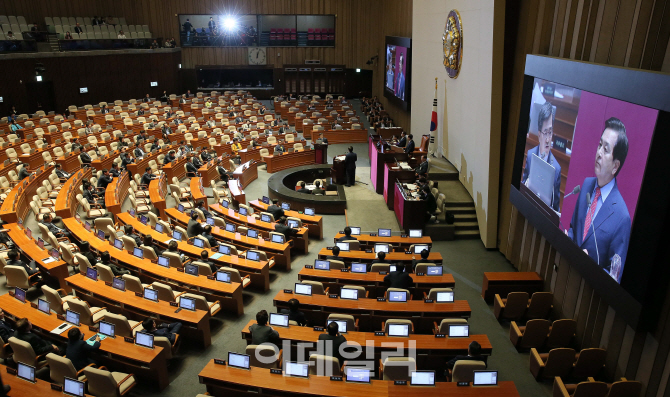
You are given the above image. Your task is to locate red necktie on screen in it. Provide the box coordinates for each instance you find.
[583,187,601,241]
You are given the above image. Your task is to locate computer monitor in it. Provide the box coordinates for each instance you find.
[155,223,164,233]
[216,271,231,283]
[349,226,361,235]
[261,214,271,223]
[206,217,215,226]
[99,321,115,338]
[389,265,398,273]
[413,244,429,254]
[247,229,258,238]
[378,228,391,237]
[17,362,36,383]
[184,264,199,276]
[84,222,91,232]
[228,352,251,370]
[426,266,443,276]
[351,263,367,273]
[172,231,182,240]
[128,209,135,217]
[287,220,299,229]
[112,278,125,291]
[269,313,289,327]
[37,237,44,249]
[374,244,389,253]
[262,196,270,204]
[157,256,169,268]
[135,331,154,349]
[86,267,97,281]
[225,223,235,232]
[388,290,408,302]
[14,287,26,303]
[345,367,371,383]
[410,371,436,386]
[221,200,229,209]
[179,296,197,311]
[284,362,309,378]
[281,202,290,210]
[340,288,358,300]
[246,251,259,261]
[193,238,204,248]
[336,242,349,252]
[143,288,158,302]
[51,249,60,260]
[63,377,86,397]
[271,234,285,244]
[473,371,498,386]
[239,207,248,216]
[387,323,410,337]
[218,245,231,255]
[294,283,312,296]
[37,298,50,314]
[409,229,423,238]
[25,228,32,239]
[133,247,143,259]
[448,324,469,337]
[114,239,123,249]
[177,204,184,212]
[304,207,315,216]
[314,260,330,270]
[140,215,148,225]
[436,291,454,303]
[65,310,80,326]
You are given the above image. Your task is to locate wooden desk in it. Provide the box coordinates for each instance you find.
[375,126,403,140]
[0,165,52,224]
[149,174,168,220]
[370,136,410,194]
[1,363,93,396]
[118,213,273,291]
[332,233,432,249]
[91,151,119,171]
[66,274,213,347]
[298,268,455,299]
[55,151,82,173]
[105,171,130,219]
[210,203,309,254]
[273,291,470,333]
[229,179,246,205]
[250,199,323,240]
[387,382,520,397]
[63,218,245,316]
[0,294,169,390]
[190,177,207,208]
[198,159,220,187]
[481,272,544,303]
[317,248,442,265]
[162,155,188,182]
[384,163,416,210]
[310,128,368,144]
[265,149,316,173]
[394,182,427,232]
[55,168,91,219]
[233,160,260,190]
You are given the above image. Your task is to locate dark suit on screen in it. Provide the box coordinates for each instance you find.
[522,146,562,212]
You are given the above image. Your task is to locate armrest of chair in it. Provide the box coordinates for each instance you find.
[76,363,97,377]
[116,373,135,388]
[173,291,185,299]
[90,202,104,209]
[29,271,42,279]
[90,307,106,315]
[56,288,68,297]
[510,321,523,348]
[493,294,505,319]
[378,358,384,372]
[552,376,569,397]
[130,322,142,330]
[324,287,329,295]
[423,291,428,300]
[529,348,544,380]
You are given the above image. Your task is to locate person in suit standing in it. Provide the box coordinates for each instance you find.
[396,131,407,148]
[142,318,182,344]
[14,318,63,355]
[344,146,357,187]
[566,117,630,282]
[66,328,100,371]
[383,262,413,289]
[317,321,347,366]
[208,17,216,31]
[249,310,281,347]
[317,132,329,145]
[522,102,562,211]
[404,134,415,154]
[0,309,15,342]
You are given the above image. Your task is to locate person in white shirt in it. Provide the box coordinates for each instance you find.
[117,31,127,39]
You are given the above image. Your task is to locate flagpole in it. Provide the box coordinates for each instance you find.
[428,78,438,157]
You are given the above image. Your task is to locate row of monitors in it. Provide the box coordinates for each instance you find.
[344,227,423,238]
[335,242,429,254]
[291,283,454,303]
[258,196,314,215]
[17,362,86,396]
[226,352,498,385]
[312,260,441,274]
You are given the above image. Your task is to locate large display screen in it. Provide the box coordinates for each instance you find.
[384,36,411,111]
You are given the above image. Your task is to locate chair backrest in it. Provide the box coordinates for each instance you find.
[309,354,341,376]
[452,360,488,382]
[41,285,67,314]
[121,274,145,294]
[606,379,642,397]
[572,348,607,379]
[426,287,452,300]
[246,344,281,369]
[547,319,577,348]
[121,235,137,251]
[67,299,95,325]
[301,280,326,295]
[191,261,212,276]
[501,292,530,319]
[526,292,553,319]
[437,318,468,334]
[96,264,115,283]
[385,288,410,299]
[152,282,177,301]
[8,337,39,366]
[84,366,132,397]
[519,319,551,349]
[328,259,345,270]
[382,357,416,381]
[163,251,183,268]
[370,263,390,272]
[46,353,78,385]
[5,265,29,289]
[544,348,577,378]
[569,380,609,397]
[141,245,158,261]
[102,312,138,337]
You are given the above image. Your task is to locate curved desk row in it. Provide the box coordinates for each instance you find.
[55,167,91,219]
[105,170,130,218]
[264,149,317,173]
[249,199,323,240]
[317,248,443,265]
[332,232,432,249]
[0,165,53,224]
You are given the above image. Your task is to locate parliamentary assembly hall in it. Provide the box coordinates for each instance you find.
[0,1,668,396]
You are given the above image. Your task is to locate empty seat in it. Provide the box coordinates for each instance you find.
[246,344,282,369]
[494,291,529,320]
[510,319,551,350]
[380,357,415,381]
[530,347,576,380]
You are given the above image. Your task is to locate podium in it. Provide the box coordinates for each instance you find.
[314,143,328,164]
[331,156,346,185]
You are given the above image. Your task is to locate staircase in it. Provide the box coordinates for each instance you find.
[447,201,480,239]
[46,33,59,52]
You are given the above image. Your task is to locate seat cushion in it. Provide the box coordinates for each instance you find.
[135,191,149,198]
[88,209,106,217]
[91,309,108,322]
[111,372,135,394]
[136,205,151,213]
[209,302,221,315]
[242,278,251,287]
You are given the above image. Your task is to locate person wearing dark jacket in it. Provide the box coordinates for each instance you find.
[97,169,113,190]
[266,199,284,220]
[383,262,413,289]
[55,164,71,179]
[142,318,182,344]
[140,167,157,186]
[0,309,15,342]
[446,341,487,380]
[415,156,429,177]
[80,151,92,167]
[412,249,431,270]
[421,185,438,223]
[163,151,176,165]
[371,251,390,264]
[396,132,407,148]
[14,318,63,355]
[6,250,40,278]
[404,134,415,154]
[297,182,311,194]
[199,250,217,274]
[336,227,356,242]
[187,212,203,237]
[99,251,129,276]
[274,217,297,240]
[202,225,217,248]
[317,321,347,366]
[279,298,306,326]
[249,310,280,347]
[195,201,212,219]
[124,225,142,247]
[344,146,357,187]
[79,242,98,266]
[325,246,341,261]
[185,158,199,177]
[109,164,120,177]
[66,327,100,371]
[121,152,134,170]
[142,235,164,257]
[18,164,32,180]
[311,180,326,195]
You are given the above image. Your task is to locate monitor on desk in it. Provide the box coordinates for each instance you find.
[345,367,371,383]
[410,371,436,386]
[25,227,32,239]
[128,210,135,217]
[225,223,235,232]
[262,196,270,204]
[374,244,389,253]
[426,266,443,276]
[135,331,154,349]
[271,234,285,244]
[221,200,229,209]
[155,223,164,233]
[294,283,312,296]
[314,260,330,270]
[84,222,91,232]
[270,313,289,327]
[287,220,299,229]
[215,270,231,283]
[449,324,469,337]
[114,239,123,249]
[340,288,359,300]
[389,265,398,273]
[388,290,408,302]
[143,288,158,302]
[260,214,271,223]
[218,245,231,255]
[65,309,80,326]
[37,299,50,315]
[172,231,182,241]
[51,249,60,260]
[378,228,391,237]
[157,256,169,268]
[133,247,143,259]
[86,267,97,280]
[63,377,86,397]
[349,226,361,235]
[99,321,115,338]
[281,202,290,211]
[246,251,260,261]
[228,352,251,370]
[140,215,148,225]
[284,362,309,378]
[436,291,454,303]
[247,229,258,238]
[239,207,248,216]
[185,264,199,276]
[335,242,349,252]
[178,204,184,212]
[17,362,36,383]
[409,229,423,238]
[95,229,105,241]
[388,323,410,337]
[14,287,26,303]
[413,244,429,254]
[206,217,215,226]
[304,207,315,216]
[193,238,205,248]
[473,371,498,386]
[179,296,197,311]
[351,263,367,273]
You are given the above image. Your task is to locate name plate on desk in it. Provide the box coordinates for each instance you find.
[424,299,434,303]
[135,292,142,297]
[417,273,425,276]
[313,326,324,332]
[214,359,226,365]
[123,337,133,343]
[326,246,333,250]
[375,331,385,336]
[377,298,386,302]
[401,234,408,238]
[6,367,16,375]
[283,289,293,294]
[207,275,215,280]
[170,302,178,307]
[51,384,63,391]
[435,334,446,338]
[88,326,98,332]
[104,281,112,287]
[304,265,313,269]
[379,271,388,275]
[328,294,338,299]
[457,382,470,386]
[30,302,37,309]
[177,268,184,272]
[370,233,377,237]
[405,251,412,254]
[365,249,372,253]
[340,268,349,272]
[394,380,407,385]
[270,368,282,375]
[57,314,65,320]
[330,376,343,381]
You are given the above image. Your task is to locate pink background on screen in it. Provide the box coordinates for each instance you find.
[559,91,658,230]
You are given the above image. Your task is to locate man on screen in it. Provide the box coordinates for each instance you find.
[566,117,630,282]
[395,53,405,100]
[386,53,394,90]
[522,102,562,211]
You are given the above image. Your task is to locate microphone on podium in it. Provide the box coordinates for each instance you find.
[564,185,580,198]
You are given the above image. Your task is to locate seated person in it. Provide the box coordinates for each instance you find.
[124,225,142,247]
[249,310,280,347]
[79,241,99,266]
[274,216,297,240]
[311,180,326,195]
[446,341,487,380]
[195,201,212,219]
[317,133,328,144]
[317,320,347,366]
[199,250,217,274]
[55,164,71,179]
[163,150,176,165]
[0,309,14,342]
[143,235,164,257]
[187,212,204,237]
[279,298,306,326]
[412,249,431,270]
[421,185,438,223]
[372,251,389,264]
[326,246,341,261]
[66,327,100,371]
[296,182,311,194]
[383,262,413,289]
[202,225,217,248]
[267,199,284,220]
[97,169,113,190]
[167,240,186,262]
[109,163,121,178]
[142,317,182,344]
[41,213,69,238]
[415,155,429,178]
[80,151,92,167]
[274,143,286,155]
[14,318,63,355]
[140,167,157,186]
[99,251,130,276]
[6,250,40,278]
[185,157,199,177]
[337,226,356,242]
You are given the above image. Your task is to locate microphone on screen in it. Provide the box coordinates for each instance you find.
[564,185,580,198]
